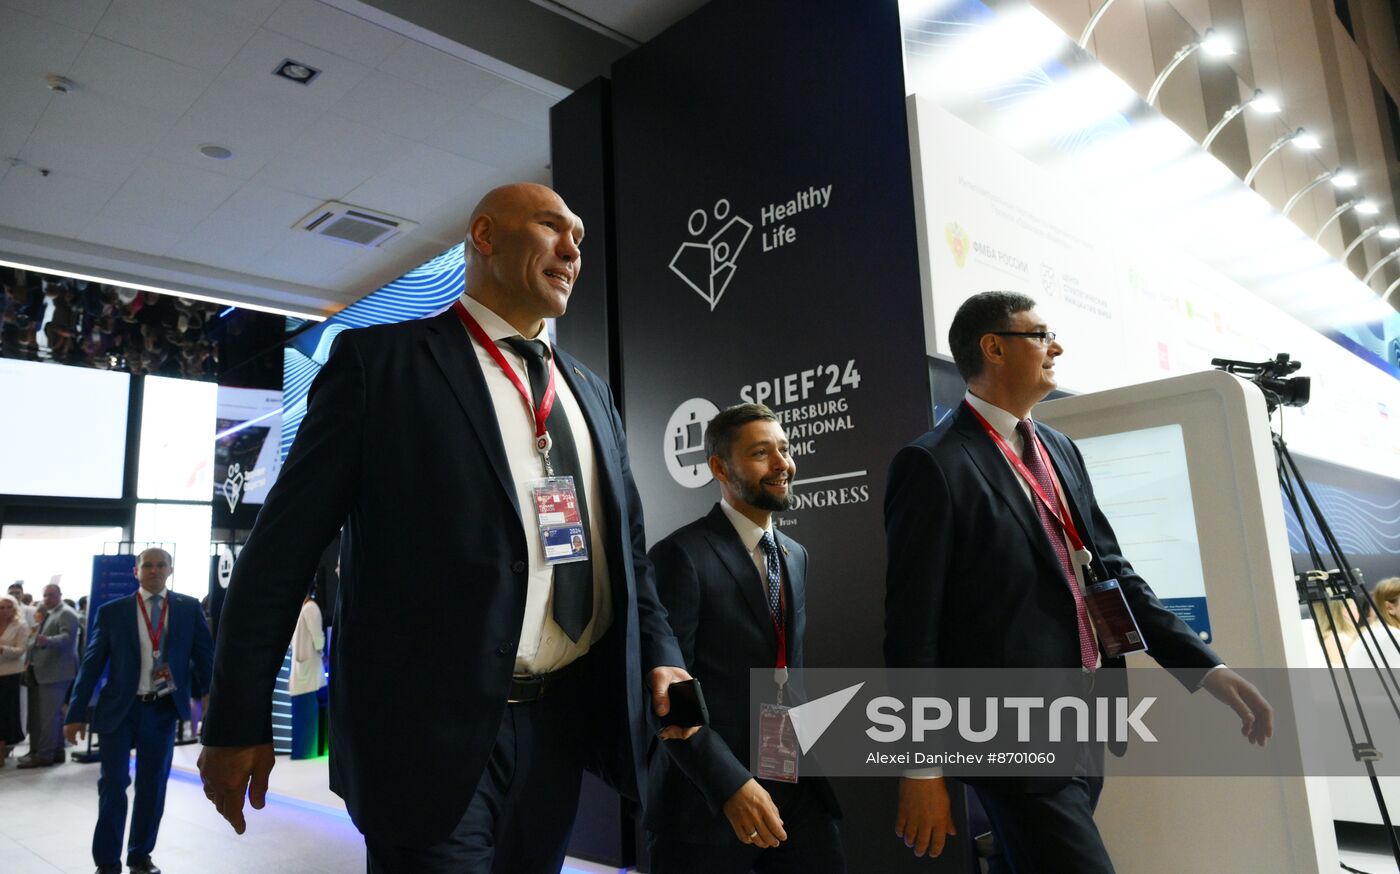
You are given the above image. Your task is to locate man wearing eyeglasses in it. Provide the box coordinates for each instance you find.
[883,291,1273,872]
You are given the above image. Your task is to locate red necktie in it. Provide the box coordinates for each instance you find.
[1015,419,1097,670]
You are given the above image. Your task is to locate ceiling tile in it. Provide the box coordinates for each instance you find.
[0,5,89,80]
[0,69,55,154]
[154,79,313,180]
[377,39,502,103]
[81,214,184,256]
[95,0,261,73]
[166,183,324,272]
[424,107,550,176]
[345,144,496,220]
[329,70,459,139]
[0,0,110,33]
[215,28,372,117]
[0,164,120,238]
[208,0,280,25]
[251,112,414,202]
[67,36,214,122]
[263,0,403,67]
[20,91,173,183]
[474,81,556,132]
[100,157,242,233]
[258,232,373,286]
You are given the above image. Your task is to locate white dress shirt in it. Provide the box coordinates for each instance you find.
[457,294,613,675]
[135,587,168,695]
[718,498,782,597]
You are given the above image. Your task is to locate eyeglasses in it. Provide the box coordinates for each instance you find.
[991,331,1057,345]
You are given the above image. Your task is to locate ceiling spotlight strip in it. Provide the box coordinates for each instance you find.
[1244,128,1317,187]
[1146,28,1234,106]
[1361,249,1400,287]
[1282,168,1351,218]
[1077,0,1125,50]
[1340,225,1382,262]
[1383,274,1400,305]
[1202,89,1280,151]
[1312,198,1371,243]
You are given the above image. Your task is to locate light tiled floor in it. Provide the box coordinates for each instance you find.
[7,736,1398,873]
[0,738,624,874]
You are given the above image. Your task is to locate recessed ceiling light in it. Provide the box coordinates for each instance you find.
[273,59,320,85]
[199,144,234,160]
[44,74,74,94]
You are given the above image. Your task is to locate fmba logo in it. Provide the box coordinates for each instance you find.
[669,198,753,311]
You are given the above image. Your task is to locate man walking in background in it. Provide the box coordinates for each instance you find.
[18,582,79,768]
[65,548,214,874]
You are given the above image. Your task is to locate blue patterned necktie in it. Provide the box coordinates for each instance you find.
[759,531,782,624]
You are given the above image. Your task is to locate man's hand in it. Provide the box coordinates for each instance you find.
[895,776,957,858]
[1202,667,1274,746]
[35,634,47,647]
[649,665,700,740]
[198,743,276,834]
[63,722,87,745]
[722,778,786,848]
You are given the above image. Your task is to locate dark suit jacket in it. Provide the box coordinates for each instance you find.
[645,504,839,844]
[67,591,214,733]
[202,309,683,847]
[884,402,1219,791]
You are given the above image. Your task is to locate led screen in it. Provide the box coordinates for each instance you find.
[0,359,129,498]
[137,375,216,500]
[214,387,282,510]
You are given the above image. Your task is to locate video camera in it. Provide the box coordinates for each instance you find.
[1211,353,1311,410]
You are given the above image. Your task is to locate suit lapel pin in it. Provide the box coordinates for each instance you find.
[781,544,790,557]
[573,365,584,379]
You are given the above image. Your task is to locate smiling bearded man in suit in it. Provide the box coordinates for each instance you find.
[646,403,844,874]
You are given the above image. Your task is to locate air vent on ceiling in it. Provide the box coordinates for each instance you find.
[293,202,415,248]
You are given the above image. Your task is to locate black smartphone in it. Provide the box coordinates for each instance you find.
[660,678,710,728]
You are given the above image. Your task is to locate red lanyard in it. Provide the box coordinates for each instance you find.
[453,300,557,455]
[137,591,169,654]
[963,401,1089,556]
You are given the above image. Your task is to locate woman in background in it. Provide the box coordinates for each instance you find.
[289,585,326,760]
[1372,578,1400,630]
[0,594,28,763]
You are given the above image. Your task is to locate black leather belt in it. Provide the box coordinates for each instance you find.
[135,692,163,703]
[508,658,584,704]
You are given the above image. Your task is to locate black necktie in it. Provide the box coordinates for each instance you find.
[502,337,594,643]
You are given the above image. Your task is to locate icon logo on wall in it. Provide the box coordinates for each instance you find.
[217,547,235,589]
[222,463,245,512]
[670,199,753,311]
[944,222,969,268]
[1040,263,1059,298]
[664,398,720,488]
